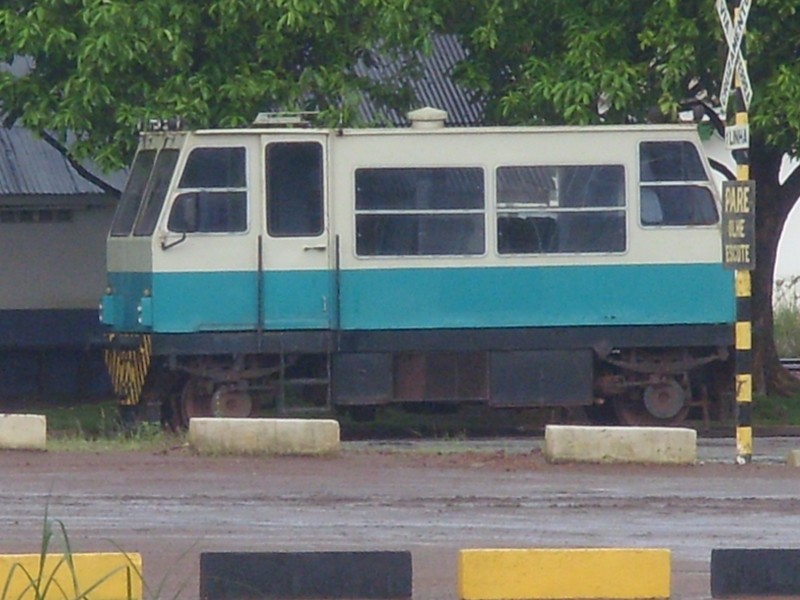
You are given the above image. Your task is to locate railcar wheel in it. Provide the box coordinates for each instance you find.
[211,386,254,418]
[612,381,690,426]
[181,377,213,421]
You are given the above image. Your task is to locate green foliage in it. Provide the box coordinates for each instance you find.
[774,276,800,358]
[0,0,441,170]
[434,0,800,394]
[753,393,800,425]
[35,401,119,438]
[20,400,185,452]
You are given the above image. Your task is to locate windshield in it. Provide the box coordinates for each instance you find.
[110,149,156,236]
[133,149,179,236]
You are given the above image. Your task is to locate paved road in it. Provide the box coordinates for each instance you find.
[348,435,800,464]
[0,436,798,600]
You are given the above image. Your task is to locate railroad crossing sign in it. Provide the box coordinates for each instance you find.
[725,123,750,150]
[721,180,756,270]
[717,0,752,112]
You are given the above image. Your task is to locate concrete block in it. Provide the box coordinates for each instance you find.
[199,551,412,600]
[458,548,670,600]
[189,417,340,455]
[0,414,46,450]
[0,552,142,600]
[711,549,800,597]
[543,424,696,465]
[786,449,800,466]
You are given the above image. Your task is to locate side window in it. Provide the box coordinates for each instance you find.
[266,142,324,237]
[639,141,718,226]
[167,147,247,233]
[132,149,180,236]
[111,149,156,237]
[496,165,626,254]
[355,167,485,256]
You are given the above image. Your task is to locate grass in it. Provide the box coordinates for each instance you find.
[1,506,138,600]
[1,505,192,600]
[753,394,800,425]
[774,275,800,359]
[29,396,800,442]
[5,373,800,448]
[0,398,187,453]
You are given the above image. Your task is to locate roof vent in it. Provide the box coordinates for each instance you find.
[252,112,316,127]
[407,107,448,130]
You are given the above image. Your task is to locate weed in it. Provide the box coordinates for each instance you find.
[0,506,137,600]
[1,506,193,600]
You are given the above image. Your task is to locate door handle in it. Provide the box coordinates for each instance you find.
[303,244,327,251]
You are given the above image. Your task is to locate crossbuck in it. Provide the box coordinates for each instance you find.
[717,0,752,113]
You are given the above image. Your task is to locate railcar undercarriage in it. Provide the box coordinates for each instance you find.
[592,346,731,426]
[111,338,732,430]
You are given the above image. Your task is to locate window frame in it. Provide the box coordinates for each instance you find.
[495,163,628,256]
[165,145,250,235]
[265,141,325,238]
[353,166,487,258]
[638,141,720,228]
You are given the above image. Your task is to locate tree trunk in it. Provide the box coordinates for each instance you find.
[750,141,800,397]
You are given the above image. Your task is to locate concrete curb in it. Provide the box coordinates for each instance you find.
[543,424,696,465]
[0,552,142,600]
[189,417,340,455]
[199,551,412,599]
[711,548,800,597]
[0,414,46,450]
[458,548,671,600]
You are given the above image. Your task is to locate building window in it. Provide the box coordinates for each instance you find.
[496,164,626,254]
[0,209,73,223]
[355,167,485,256]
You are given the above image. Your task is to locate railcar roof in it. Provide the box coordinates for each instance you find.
[182,122,700,137]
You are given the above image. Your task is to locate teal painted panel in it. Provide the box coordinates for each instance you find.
[339,263,735,330]
[152,271,258,332]
[262,270,332,329]
[120,264,733,334]
[147,270,331,332]
[106,271,152,331]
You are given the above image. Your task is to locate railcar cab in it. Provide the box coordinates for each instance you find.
[102,115,332,337]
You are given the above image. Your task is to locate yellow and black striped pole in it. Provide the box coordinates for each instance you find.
[718,0,754,463]
[732,0,752,464]
[735,269,752,464]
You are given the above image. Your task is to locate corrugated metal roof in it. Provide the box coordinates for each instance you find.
[0,126,122,196]
[0,37,479,199]
[357,34,484,126]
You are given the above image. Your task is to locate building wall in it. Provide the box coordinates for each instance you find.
[0,199,116,399]
[0,200,114,309]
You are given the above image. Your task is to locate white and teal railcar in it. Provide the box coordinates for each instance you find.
[100,108,734,428]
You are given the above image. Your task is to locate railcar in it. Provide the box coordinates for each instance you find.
[100,107,734,428]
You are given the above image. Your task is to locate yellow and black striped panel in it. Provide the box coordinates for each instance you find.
[104,334,152,407]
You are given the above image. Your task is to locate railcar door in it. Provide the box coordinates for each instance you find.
[260,135,332,330]
[152,138,260,333]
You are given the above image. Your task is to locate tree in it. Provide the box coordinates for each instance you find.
[1,0,798,396]
[0,0,441,171]
[438,0,800,396]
